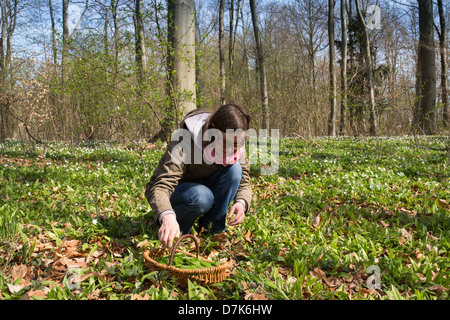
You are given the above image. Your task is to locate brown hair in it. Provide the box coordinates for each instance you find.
[201,104,250,149]
[204,104,251,132]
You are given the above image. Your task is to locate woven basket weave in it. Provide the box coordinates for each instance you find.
[143,234,230,286]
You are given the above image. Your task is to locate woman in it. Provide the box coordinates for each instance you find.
[145,104,252,248]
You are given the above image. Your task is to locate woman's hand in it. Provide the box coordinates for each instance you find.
[227,202,245,226]
[158,214,180,249]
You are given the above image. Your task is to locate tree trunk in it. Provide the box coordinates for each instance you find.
[228,0,239,98]
[250,0,269,130]
[4,0,16,82]
[356,0,377,136]
[347,0,357,136]
[111,0,120,136]
[104,5,109,64]
[416,0,436,134]
[0,3,5,74]
[134,0,147,137]
[228,0,237,73]
[219,0,226,105]
[328,0,337,137]
[134,0,147,86]
[0,0,5,140]
[164,0,176,141]
[49,0,57,65]
[111,0,119,80]
[195,9,204,108]
[339,0,348,135]
[437,0,448,128]
[240,1,250,88]
[62,0,69,84]
[0,0,19,140]
[160,0,197,141]
[171,0,197,115]
[62,0,69,139]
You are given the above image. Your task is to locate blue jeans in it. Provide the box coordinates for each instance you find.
[169,162,242,234]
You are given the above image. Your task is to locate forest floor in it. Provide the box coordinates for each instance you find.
[0,136,449,300]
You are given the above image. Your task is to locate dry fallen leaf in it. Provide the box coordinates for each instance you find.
[244,230,252,243]
[311,213,321,228]
[323,276,342,288]
[345,275,354,283]
[208,250,220,260]
[208,235,227,250]
[67,250,86,258]
[136,240,149,248]
[400,228,412,242]
[245,293,268,300]
[86,288,102,300]
[68,272,95,287]
[438,199,448,207]
[428,285,448,295]
[277,266,292,277]
[360,288,378,297]
[7,283,25,294]
[21,288,50,300]
[89,250,104,258]
[415,273,426,283]
[211,232,228,243]
[65,239,80,249]
[10,264,28,282]
[425,244,438,254]
[313,267,326,277]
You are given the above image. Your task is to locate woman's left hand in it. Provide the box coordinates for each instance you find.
[227,203,245,226]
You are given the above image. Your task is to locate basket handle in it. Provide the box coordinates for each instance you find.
[168,234,200,266]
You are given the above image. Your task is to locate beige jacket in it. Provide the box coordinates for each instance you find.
[145,109,252,222]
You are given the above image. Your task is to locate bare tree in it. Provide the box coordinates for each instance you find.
[328,0,337,136]
[415,0,436,134]
[133,0,147,137]
[356,0,377,136]
[250,0,269,129]
[111,0,119,80]
[436,0,448,128]
[0,0,18,140]
[0,0,17,79]
[49,0,57,65]
[134,0,147,87]
[228,0,239,74]
[219,0,225,105]
[339,0,348,135]
[287,0,327,136]
[62,0,69,84]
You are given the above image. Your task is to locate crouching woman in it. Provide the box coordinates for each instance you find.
[145,104,252,248]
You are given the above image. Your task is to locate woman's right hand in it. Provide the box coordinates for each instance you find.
[158,214,180,249]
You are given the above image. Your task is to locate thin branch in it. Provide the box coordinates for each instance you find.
[390,0,418,9]
[69,0,90,39]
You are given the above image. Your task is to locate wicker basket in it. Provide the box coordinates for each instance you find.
[143,234,230,286]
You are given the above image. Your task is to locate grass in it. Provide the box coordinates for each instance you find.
[0,136,449,300]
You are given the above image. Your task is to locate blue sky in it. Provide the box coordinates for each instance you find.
[15,0,83,61]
